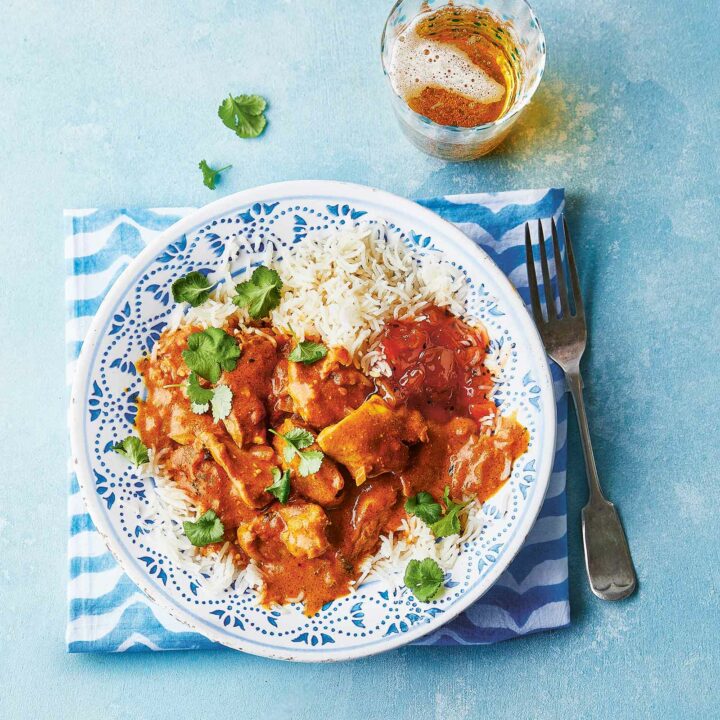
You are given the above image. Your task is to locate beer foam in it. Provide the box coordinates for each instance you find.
[389,33,505,105]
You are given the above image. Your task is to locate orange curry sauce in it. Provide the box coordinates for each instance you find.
[135,305,528,615]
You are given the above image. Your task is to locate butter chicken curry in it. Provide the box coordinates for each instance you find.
[135,305,528,615]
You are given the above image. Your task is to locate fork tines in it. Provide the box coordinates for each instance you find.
[524,215,584,325]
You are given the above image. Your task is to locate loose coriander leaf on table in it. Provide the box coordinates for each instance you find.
[288,340,328,365]
[232,265,283,319]
[112,436,149,466]
[198,160,232,190]
[183,510,225,547]
[182,327,241,383]
[210,384,233,422]
[429,486,470,538]
[172,271,213,306]
[265,468,291,503]
[218,93,268,139]
[405,491,443,525]
[404,558,445,602]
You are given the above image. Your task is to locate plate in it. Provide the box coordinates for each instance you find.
[70,180,555,661]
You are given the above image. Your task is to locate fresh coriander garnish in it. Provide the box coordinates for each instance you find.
[183,510,224,547]
[288,340,328,365]
[232,266,283,319]
[404,558,444,602]
[429,487,470,538]
[269,426,324,477]
[210,384,233,422]
[182,327,241,383]
[186,372,233,420]
[198,160,232,190]
[172,271,213,307]
[187,371,214,411]
[405,491,443,525]
[218,93,267,139]
[265,468,291,503]
[112,436,149,466]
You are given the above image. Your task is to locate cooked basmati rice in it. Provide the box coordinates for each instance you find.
[271,225,468,374]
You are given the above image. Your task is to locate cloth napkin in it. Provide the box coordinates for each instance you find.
[65,188,570,652]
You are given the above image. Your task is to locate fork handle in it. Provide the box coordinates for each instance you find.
[566,369,637,601]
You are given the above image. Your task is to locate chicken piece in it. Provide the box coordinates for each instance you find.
[399,417,477,499]
[136,325,197,388]
[166,399,217,445]
[269,359,294,423]
[277,503,330,559]
[343,479,400,559]
[237,511,287,565]
[164,444,259,527]
[317,396,428,485]
[272,418,344,507]
[136,329,211,451]
[237,501,330,562]
[162,443,205,495]
[450,414,529,503]
[201,434,277,509]
[237,504,348,615]
[286,346,373,429]
[222,385,267,447]
[220,333,279,447]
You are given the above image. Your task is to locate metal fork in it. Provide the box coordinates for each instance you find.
[525,217,636,601]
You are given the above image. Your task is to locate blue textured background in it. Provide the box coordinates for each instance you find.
[1,1,718,718]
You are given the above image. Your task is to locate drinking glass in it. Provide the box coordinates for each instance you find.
[381,0,546,160]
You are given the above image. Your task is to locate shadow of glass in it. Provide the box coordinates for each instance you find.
[491,82,568,162]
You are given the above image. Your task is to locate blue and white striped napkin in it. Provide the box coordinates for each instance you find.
[66,188,570,652]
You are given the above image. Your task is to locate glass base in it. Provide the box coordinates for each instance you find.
[393,106,519,160]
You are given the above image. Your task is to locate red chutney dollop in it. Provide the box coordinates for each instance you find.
[377,305,497,424]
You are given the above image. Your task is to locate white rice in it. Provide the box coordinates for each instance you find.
[140,224,514,605]
[271,225,468,374]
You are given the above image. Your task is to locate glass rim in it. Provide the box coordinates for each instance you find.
[380,0,547,134]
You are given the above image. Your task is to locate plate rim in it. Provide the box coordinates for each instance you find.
[70,179,556,662]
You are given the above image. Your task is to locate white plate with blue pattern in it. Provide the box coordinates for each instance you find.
[70,180,555,661]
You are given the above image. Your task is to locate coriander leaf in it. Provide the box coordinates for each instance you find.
[280,443,296,466]
[182,327,241,383]
[298,450,323,477]
[282,427,315,451]
[187,371,214,405]
[265,467,291,503]
[429,511,462,538]
[218,94,268,139]
[232,265,283,319]
[404,558,445,602]
[183,510,224,547]
[405,491,443,525]
[288,340,328,365]
[112,436,149,466]
[429,487,470,538]
[211,384,233,422]
[171,271,213,306]
[191,402,210,414]
[198,160,232,190]
[269,427,324,477]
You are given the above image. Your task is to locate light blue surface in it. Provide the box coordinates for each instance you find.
[1,0,718,717]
